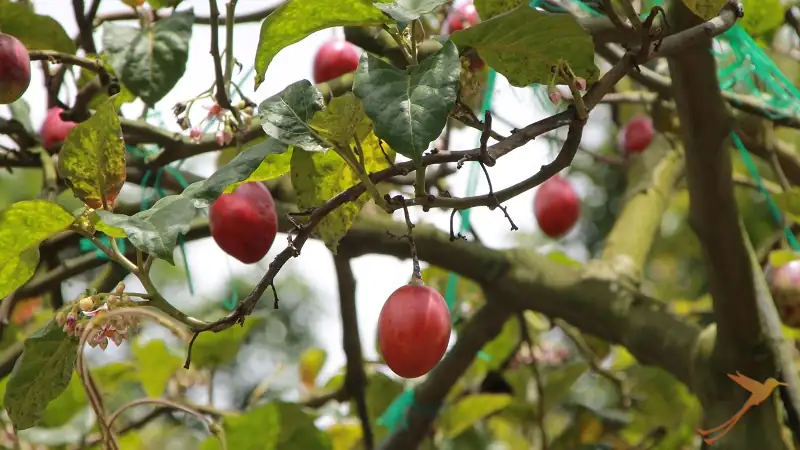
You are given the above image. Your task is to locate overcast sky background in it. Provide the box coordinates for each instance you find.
[3,0,612,409]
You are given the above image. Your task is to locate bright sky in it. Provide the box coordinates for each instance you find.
[6,0,610,409]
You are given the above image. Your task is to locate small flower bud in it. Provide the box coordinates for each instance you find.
[78,297,94,311]
[575,77,587,91]
[216,130,233,146]
[548,90,562,105]
[172,102,187,116]
[55,311,66,327]
[189,128,203,143]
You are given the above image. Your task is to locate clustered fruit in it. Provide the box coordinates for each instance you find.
[0,33,31,105]
[55,283,140,349]
[209,181,279,264]
[534,174,581,239]
[377,279,452,378]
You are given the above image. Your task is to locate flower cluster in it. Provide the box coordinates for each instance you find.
[55,283,141,350]
[173,99,256,148]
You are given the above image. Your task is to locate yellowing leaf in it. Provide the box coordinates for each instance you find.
[769,249,799,268]
[224,140,292,193]
[308,93,372,147]
[299,348,327,389]
[57,99,126,210]
[328,423,362,450]
[438,394,513,439]
[290,130,394,253]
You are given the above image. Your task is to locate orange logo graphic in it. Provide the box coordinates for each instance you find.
[697,371,787,446]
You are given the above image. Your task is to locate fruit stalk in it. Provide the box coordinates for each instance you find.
[414,164,426,199]
[335,142,391,212]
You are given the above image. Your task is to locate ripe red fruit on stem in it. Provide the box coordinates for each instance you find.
[534,175,580,238]
[619,115,655,154]
[41,107,78,150]
[377,281,451,378]
[767,261,800,328]
[312,41,360,84]
[0,33,31,105]
[446,1,480,33]
[209,182,279,264]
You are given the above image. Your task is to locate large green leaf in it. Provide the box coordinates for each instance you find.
[438,394,513,439]
[190,317,263,369]
[0,201,75,298]
[102,10,193,105]
[57,99,126,210]
[258,80,328,151]
[4,321,79,430]
[0,0,75,53]
[449,6,599,87]
[374,0,450,23]
[200,402,281,450]
[290,129,394,253]
[275,402,332,448]
[679,0,727,20]
[223,140,293,193]
[474,0,525,20]
[96,138,285,263]
[252,0,390,90]
[132,339,183,397]
[353,41,460,162]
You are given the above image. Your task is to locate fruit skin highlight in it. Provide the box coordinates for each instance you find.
[312,41,360,84]
[446,1,480,33]
[377,281,451,379]
[41,107,78,151]
[619,115,655,154]
[533,175,580,238]
[767,261,800,328]
[0,33,31,105]
[209,182,279,264]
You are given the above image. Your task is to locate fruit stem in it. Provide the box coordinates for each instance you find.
[335,144,391,213]
[414,164,427,199]
[410,20,420,65]
[381,24,414,65]
[558,63,587,121]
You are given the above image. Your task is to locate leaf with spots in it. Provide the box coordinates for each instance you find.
[0,201,75,298]
[353,41,460,162]
[57,99,126,210]
[474,0,525,20]
[449,6,599,87]
[291,130,395,253]
[101,10,193,106]
[308,92,372,148]
[257,80,328,152]
[252,0,390,90]
[4,321,79,430]
[374,0,450,23]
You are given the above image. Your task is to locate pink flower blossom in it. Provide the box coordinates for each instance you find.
[189,128,203,143]
[204,103,226,121]
[216,130,233,146]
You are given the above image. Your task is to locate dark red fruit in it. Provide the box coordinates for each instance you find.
[533,175,580,238]
[446,1,480,33]
[767,261,800,328]
[0,33,31,105]
[377,282,451,378]
[209,182,278,264]
[41,107,78,150]
[619,115,655,154]
[312,41,360,84]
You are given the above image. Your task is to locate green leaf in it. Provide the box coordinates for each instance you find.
[363,372,404,440]
[97,196,195,265]
[774,188,800,222]
[0,201,75,298]
[328,423,362,450]
[374,0,449,23]
[547,250,583,268]
[478,317,520,371]
[253,0,389,90]
[132,339,183,397]
[8,98,34,136]
[474,0,525,20]
[542,362,589,413]
[353,41,460,161]
[57,99,126,210]
[438,394,513,439]
[150,0,184,8]
[200,402,281,450]
[0,0,76,53]
[740,0,783,36]
[308,92,372,147]
[275,402,332,448]
[258,80,329,152]
[449,6,599,87]
[102,10,194,106]
[222,140,293,193]
[769,249,800,268]
[291,130,394,253]
[191,317,263,369]
[679,0,727,20]
[300,348,327,388]
[4,321,79,430]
